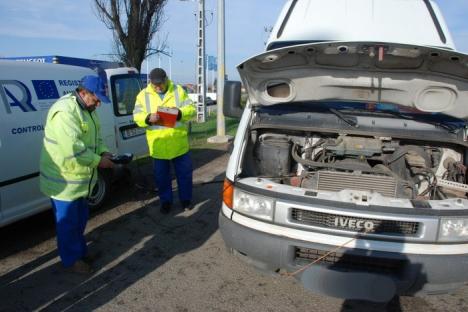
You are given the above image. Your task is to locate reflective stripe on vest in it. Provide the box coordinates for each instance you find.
[147,122,183,130]
[145,92,151,113]
[64,147,87,160]
[40,172,90,185]
[44,136,58,145]
[133,105,145,114]
[174,85,180,107]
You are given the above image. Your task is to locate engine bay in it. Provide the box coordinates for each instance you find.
[244,130,468,200]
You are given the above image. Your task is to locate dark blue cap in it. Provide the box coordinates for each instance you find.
[80,75,110,103]
[149,68,167,84]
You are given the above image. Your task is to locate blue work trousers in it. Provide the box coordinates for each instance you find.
[51,198,88,267]
[153,152,193,204]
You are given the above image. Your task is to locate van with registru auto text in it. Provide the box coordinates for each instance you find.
[0,60,146,227]
[220,0,468,303]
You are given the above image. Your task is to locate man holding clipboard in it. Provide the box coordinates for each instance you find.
[133,68,196,214]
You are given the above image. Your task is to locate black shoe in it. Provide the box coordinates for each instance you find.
[160,202,172,214]
[65,260,94,274]
[83,250,102,265]
[182,200,193,211]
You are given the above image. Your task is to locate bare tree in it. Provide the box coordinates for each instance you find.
[94,0,168,71]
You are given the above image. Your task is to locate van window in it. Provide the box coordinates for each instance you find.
[110,74,142,116]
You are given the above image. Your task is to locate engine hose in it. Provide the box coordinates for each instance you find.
[292,144,391,175]
[417,170,437,197]
[385,145,431,165]
[436,188,448,199]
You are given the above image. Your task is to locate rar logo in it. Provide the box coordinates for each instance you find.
[0,80,36,113]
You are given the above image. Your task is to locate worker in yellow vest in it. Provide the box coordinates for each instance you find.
[133,68,196,214]
[40,75,114,274]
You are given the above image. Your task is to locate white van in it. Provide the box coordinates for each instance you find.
[220,0,468,302]
[0,60,146,227]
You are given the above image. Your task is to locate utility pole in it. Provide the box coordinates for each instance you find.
[196,0,207,122]
[180,0,208,122]
[208,0,232,143]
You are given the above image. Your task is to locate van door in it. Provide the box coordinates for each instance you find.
[0,77,50,226]
[106,70,148,159]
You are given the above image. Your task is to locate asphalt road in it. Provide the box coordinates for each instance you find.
[0,145,467,312]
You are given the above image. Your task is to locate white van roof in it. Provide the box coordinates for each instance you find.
[267,0,455,51]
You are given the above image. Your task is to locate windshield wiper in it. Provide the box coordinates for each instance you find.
[380,110,462,134]
[433,122,461,133]
[329,108,358,127]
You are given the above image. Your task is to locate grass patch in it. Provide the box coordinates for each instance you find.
[189,115,239,148]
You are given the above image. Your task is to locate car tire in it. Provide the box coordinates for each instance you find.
[88,170,111,210]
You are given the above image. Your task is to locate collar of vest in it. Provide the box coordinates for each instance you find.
[74,90,89,111]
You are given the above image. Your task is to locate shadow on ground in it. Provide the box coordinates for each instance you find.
[0,147,227,260]
[0,146,228,311]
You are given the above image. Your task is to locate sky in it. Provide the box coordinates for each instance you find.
[1,0,468,84]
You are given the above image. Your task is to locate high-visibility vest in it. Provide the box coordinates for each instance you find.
[133,80,196,159]
[39,93,108,200]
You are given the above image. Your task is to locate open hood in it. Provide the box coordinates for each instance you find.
[238,41,468,120]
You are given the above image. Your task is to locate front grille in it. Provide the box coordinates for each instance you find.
[295,247,406,275]
[291,209,419,235]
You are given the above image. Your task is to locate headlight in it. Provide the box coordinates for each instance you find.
[233,189,274,221]
[438,218,468,242]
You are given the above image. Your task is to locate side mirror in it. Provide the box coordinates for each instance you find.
[223,81,243,118]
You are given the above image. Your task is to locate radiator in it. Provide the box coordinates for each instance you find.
[317,171,397,197]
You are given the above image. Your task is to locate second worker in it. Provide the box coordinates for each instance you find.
[133,68,196,214]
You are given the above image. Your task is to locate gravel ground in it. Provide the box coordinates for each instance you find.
[0,144,467,312]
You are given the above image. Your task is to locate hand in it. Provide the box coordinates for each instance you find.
[148,112,160,124]
[98,156,114,168]
[176,108,182,121]
[101,152,113,158]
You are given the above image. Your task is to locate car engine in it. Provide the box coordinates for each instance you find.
[251,132,468,200]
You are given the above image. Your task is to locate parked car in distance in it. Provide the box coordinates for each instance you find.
[187,93,216,106]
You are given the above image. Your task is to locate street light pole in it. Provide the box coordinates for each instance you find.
[216,0,225,136]
[207,0,232,144]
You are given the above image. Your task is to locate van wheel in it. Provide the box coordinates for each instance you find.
[88,170,111,210]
